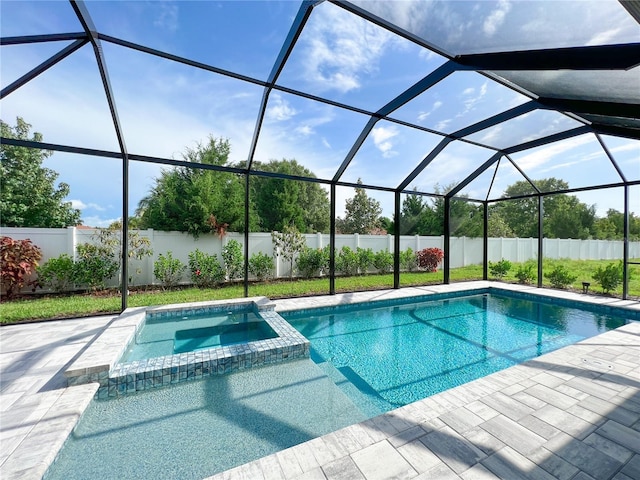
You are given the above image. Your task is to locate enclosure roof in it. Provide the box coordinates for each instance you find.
[1,0,639,203]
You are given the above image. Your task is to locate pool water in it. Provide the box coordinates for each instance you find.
[283,293,628,416]
[45,359,366,480]
[46,292,630,480]
[122,310,277,362]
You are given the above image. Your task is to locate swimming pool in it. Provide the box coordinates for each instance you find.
[47,288,634,480]
[282,291,629,416]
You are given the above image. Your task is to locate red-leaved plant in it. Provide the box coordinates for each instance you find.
[1,237,42,298]
[416,247,444,272]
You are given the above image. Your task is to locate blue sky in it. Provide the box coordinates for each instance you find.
[1,0,638,228]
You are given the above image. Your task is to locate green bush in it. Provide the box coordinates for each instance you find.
[296,247,328,278]
[515,261,536,285]
[75,243,119,291]
[592,261,623,294]
[545,264,577,289]
[37,254,76,292]
[356,247,375,274]
[489,259,512,279]
[153,251,186,288]
[222,239,244,281]
[248,252,274,281]
[373,250,394,273]
[188,249,225,288]
[336,246,359,276]
[400,248,417,272]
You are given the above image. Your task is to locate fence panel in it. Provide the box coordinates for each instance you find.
[2,227,638,287]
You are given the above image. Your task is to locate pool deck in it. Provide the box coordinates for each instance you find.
[1,281,639,480]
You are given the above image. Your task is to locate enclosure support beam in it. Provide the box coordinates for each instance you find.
[483,202,489,281]
[537,196,544,288]
[394,191,401,289]
[623,185,630,300]
[244,174,250,298]
[444,197,451,284]
[329,184,336,295]
[71,0,130,311]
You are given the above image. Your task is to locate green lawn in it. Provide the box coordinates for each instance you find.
[1,259,638,324]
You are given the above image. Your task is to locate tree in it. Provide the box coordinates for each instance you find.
[336,179,383,234]
[250,159,329,233]
[1,117,81,227]
[136,137,257,236]
[494,178,596,239]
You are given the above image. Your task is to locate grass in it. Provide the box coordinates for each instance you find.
[1,259,638,324]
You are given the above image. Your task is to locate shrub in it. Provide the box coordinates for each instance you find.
[488,259,512,279]
[74,243,119,291]
[272,225,305,279]
[356,247,375,274]
[153,251,186,288]
[94,226,152,284]
[296,247,328,278]
[1,237,42,298]
[592,261,624,294]
[373,250,394,273]
[222,239,244,281]
[545,265,577,289]
[248,252,274,281]
[515,261,536,285]
[417,248,444,272]
[188,249,225,288]
[400,248,417,272]
[37,254,76,292]
[335,246,359,276]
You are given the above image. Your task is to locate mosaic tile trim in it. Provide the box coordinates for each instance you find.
[94,309,309,399]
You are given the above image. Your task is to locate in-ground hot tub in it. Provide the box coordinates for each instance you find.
[64,297,309,399]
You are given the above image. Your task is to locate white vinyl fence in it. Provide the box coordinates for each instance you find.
[3,227,638,288]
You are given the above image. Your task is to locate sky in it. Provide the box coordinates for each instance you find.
[1,0,639,228]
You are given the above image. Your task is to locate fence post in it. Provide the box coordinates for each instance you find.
[67,226,77,261]
[354,233,359,249]
[317,232,323,249]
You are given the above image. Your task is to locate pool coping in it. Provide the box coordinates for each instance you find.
[2,281,639,480]
[64,296,310,398]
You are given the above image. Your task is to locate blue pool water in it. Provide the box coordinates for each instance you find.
[121,310,277,362]
[46,291,631,480]
[282,293,629,416]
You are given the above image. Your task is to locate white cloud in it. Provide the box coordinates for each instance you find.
[153,3,179,33]
[586,28,622,46]
[70,200,106,212]
[513,135,593,172]
[299,4,395,93]
[483,0,512,37]
[371,125,399,157]
[417,100,443,121]
[322,138,332,149]
[434,119,452,131]
[266,94,297,121]
[295,125,313,136]
[82,215,121,228]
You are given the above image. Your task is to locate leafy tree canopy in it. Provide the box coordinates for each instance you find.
[136,137,256,236]
[250,159,329,233]
[1,117,81,227]
[336,179,383,234]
